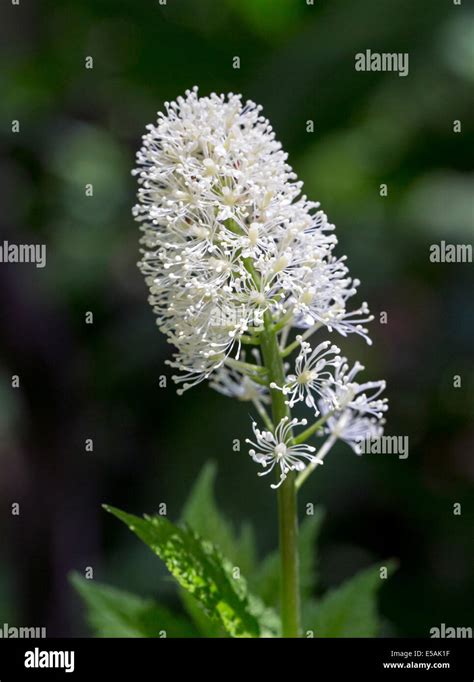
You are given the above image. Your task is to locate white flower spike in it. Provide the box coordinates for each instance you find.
[133,87,388,489]
[134,88,374,394]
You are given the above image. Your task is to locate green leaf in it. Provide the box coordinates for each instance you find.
[251,510,324,607]
[104,505,275,638]
[70,573,196,638]
[181,461,256,576]
[303,561,397,638]
[180,589,227,638]
[298,510,325,597]
[180,588,281,639]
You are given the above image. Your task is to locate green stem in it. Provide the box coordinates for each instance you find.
[295,433,337,489]
[225,215,300,635]
[293,409,336,445]
[252,398,274,432]
[271,310,294,333]
[240,334,261,345]
[225,358,267,375]
[281,322,323,358]
[260,312,301,638]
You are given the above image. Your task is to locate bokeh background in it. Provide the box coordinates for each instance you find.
[0,0,473,637]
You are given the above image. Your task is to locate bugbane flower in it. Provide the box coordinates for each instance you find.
[319,359,388,418]
[209,364,269,404]
[246,417,322,489]
[316,360,388,454]
[321,407,386,455]
[133,87,388,489]
[133,87,374,393]
[270,339,341,414]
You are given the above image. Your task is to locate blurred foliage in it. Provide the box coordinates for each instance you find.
[73,463,391,637]
[71,574,197,638]
[0,0,472,637]
[303,561,397,638]
[181,462,256,577]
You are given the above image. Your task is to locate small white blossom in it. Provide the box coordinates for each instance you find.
[209,364,269,403]
[271,340,341,414]
[246,417,322,488]
[317,359,387,454]
[319,359,388,418]
[322,408,385,455]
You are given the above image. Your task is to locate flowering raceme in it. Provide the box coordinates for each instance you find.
[133,87,388,488]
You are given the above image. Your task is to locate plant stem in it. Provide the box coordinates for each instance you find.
[225,358,267,375]
[240,334,260,345]
[295,433,337,489]
[276,470,300,637]
[252,398,274,432]
[281,322,323,357]
[260,313,301,638]
[227,214,301,635]
[293,409,336,445]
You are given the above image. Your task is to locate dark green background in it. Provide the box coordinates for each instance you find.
[0,0,473,636]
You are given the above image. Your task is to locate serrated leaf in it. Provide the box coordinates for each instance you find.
[251,510,324,607]
[303,561,397,638]
[70,573,196,638]
[181,461,256,576]
[104,505,271,638]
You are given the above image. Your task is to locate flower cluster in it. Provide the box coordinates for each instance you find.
[317,359,388,455]
[134,88,371,389]
[134,87,387,487]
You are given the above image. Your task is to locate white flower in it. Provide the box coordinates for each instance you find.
[134,87,374,392]
[271,340,341,414]
[317,360,387,454]
[319,359,388,418]
[322,408,385,455]
[292,275,374,344]
[246,417,322,488]
[209,364,269,403]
